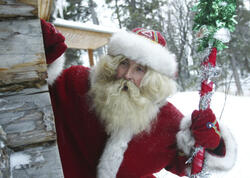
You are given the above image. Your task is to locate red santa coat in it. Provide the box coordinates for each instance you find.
[49,65,235,178]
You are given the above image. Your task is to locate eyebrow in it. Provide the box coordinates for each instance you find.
[123,58,147,70]
[120,58,129,63]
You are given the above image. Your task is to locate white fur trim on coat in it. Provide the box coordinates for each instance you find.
[176,115,195,155]
[107,30,177,77]
[176,116,237,172]
[97,128,134,178]
[205,124,237,171]
[46,54,65,85]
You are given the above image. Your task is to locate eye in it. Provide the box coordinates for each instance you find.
[120,60,129,66]
[136,66,146,73]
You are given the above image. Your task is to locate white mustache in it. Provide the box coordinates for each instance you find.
[118,80,128,92]
[117,80,138,93]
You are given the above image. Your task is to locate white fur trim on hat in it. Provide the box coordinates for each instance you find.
[107,30,177,77]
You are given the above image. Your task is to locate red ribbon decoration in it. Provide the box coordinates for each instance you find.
[202,48,217,67]
[191,47,217,176]
[200,80,213,96]
[191,144,205,174]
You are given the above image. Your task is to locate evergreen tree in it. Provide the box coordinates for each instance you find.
[105,0,167,30]
[216,0,250,95]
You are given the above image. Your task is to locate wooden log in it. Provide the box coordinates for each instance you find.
[0,146,12,178]
[0,19,47,92]
[0,86,56,148]
[0,126,11,178]
[0,4,64,177]
[10,142,63,178]
[0,0,38,18]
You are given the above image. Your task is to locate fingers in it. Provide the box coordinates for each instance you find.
[191,108,221,149]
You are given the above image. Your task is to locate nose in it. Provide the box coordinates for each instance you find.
[124,67,133,81]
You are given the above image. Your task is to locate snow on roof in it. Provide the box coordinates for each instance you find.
[53,18,120,34]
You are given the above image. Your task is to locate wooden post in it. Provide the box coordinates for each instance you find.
[88,49,94,66]
[38,0,53,21]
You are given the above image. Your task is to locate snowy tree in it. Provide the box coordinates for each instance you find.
[105,0,167,30]
[162,0,197,91]
[216,0,250,95]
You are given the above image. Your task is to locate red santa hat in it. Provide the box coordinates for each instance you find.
[107,28,177,78]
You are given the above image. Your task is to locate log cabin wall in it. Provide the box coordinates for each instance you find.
[0,1,63,177]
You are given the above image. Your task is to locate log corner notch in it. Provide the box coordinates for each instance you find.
[0,1,63,177]
[53,18,118,66]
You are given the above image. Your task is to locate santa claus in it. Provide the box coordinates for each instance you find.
[41,19,237,178]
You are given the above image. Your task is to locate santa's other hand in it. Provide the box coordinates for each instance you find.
[40,19,67,64]
[191,108,221,149]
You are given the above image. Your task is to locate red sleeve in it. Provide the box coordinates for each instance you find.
[49,65,90,111]
[164,150,188,177]
[158,103,189,177]
[48,66,107,178]
[50,65,90,97]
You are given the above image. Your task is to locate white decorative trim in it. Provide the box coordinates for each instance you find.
[46,54,65,85]
[97,128,134,178]
[205,124,237,171]
[107,30,177,77]
[176,115,195,155]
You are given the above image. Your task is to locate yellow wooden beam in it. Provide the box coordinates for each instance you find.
[55,26,112,50]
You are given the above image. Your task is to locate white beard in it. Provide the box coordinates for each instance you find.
[89,79,159,136]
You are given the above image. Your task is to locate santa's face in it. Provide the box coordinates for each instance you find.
[116,59,146,88]
[89,55,175,135]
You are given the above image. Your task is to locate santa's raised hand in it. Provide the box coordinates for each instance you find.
[191,108,221,150]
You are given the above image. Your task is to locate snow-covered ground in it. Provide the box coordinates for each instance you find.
[154,91,250,178]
